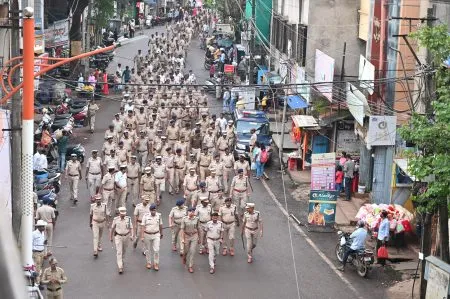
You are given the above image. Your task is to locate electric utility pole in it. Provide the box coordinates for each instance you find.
[247,0,255,84]
[10,0,22,243]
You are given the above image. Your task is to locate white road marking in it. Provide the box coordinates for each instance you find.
[261,179,364,299]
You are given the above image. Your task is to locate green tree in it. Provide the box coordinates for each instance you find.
[400,24,450,262]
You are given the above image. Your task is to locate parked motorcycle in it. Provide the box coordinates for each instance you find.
[45,142,86,164]
[34,172,61,194]
[204,57,216,70]
[335,231,374,277]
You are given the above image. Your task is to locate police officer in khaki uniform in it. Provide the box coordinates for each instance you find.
[140,167,156,203]
[180,207,201,273]
[234,154,250,176]
[183,168,198,206]
[195,197,212,254]
[133,196,151,250]
[219,197,240,256]
[90,194,107,256]
[135,130,149,168]
[174,148,186,193]
[140,203,163,271]
[198,147,211,181]
[206,168,223,212]
[152,156,166,204]
[104,149,120,173]
[169,199,187,252]
[216,132,229,159]
[65,154,82,204]
[226,120,235,148]
[102,136,116,160]
[115,165,128,210]
[127,156,141,206]
[209,154,225,191]
[35,199,56,256]
[230,169,251,217]
[163,147,176,194]
[136,106,148,132]
[116,141,129,165]
[41,258,67,299]
[204,212,224,274]
[185,153,198,175]
[242,203,263,263]
[166,119,180,151]
[190,129,202,161]
[110,207,134,273]
[86,150,102,198]
[101,166,116,219]
[203,129,216,155]
[221,148,234,193]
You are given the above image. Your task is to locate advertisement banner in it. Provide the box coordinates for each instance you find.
[44,19,69,48]
[367,116,397,146]
[308,190,338,225]
[311,152,336,190]
[314,49,335,102]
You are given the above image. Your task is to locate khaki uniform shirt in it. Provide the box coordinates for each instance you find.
[174,141,188,156]
[183,174,198,191]
[112,119,123,135]
[141,212,162,233]
[199,153,211,168]
[219,204,238,223]
[179,128,192,141]
[87,157,102,174]
[169,206,187,225]
[216,137,228,151]
[186,160,198,174]
[193,190,209,205]
[206,176,221,192]
[41,267,67,287]
[204,221,224,239]
[231,175,249,192]
[152,163,166,179]
[103,141,116,156]
[121,137,134,152]
[116,147,128,164]
[140,174,155,191]
[195,204,212,223]
[104,155,119,171]
[234,160,250,173]
[105,129,118,144]
[174,155,186,170]
[88,103,99,116]
[101,172,115,190]
[166,126,179,141]
[203,134,216,149]
[112,216,133,235]
[35,205,55,224]
[136,137,149,152]
[134,203,150,222]
[244,211,261,230]
[221,154,234,169]
[66,160,81,176]
[127,163,141,179]
[209,160,224,176]
[180,216,200,234]
[136,112,147,126]
[90,203,107,222]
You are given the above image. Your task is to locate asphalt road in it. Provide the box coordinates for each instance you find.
[49,25,387,299]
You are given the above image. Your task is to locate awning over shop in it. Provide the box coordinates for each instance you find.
[291,115,319,128]
[286,95,308,109]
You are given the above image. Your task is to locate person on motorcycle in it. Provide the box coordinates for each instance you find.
[338,220,368,272]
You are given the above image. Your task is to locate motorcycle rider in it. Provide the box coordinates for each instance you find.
[337,220,368,272]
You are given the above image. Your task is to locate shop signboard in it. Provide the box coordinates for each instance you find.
[367,116,396,146]
[224,64,234,73]
[44,19,69,48]
[310,152,336,191]
[307,190,338,225]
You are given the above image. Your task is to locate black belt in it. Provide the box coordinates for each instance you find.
[223,220,235,224]
[143,189,155,192]
[128,177,138,179]
[47,287,62,292]
[115,232,130,236]
[144,231,160,235]
[33,250,44,252]
[103,188,113,191]
[138,150,148,152]
[89,172,101,175]
[209,190,220,193]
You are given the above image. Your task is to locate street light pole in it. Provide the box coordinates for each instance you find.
[21,7,35,267]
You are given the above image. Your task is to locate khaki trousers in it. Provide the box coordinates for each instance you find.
[89,115,96,131]
[137,151,148,168]
[166,168,175,193]
[115,187,128,209]
[207,238,220,269]
[191,148,201,161]
[222,222,236,250]
[175,169,185,192]
[45,223,54,254]
[209,192,222,212]
[245,229,258,256]
[183,234,198,268]
[127,178,139,205]
[68,176,79,200]
[114,234,129,269]
[171,224,181,247]
[223,168,233,192]
[155,178,165,202]
[198,223,208,252]
[92,220,105,252]
[184,189,196,207]
[143,232,161,265]
[88,174,101,198]
[199,166,209,181]
[232,191,248,217]
[141,190,156,204]
[102,189,115,217]
[46,289,63,299]
[32,251,45,284]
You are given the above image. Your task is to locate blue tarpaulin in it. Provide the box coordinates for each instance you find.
[287,95,308,109]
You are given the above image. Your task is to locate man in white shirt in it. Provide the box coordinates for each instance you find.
[216,113,228,134]
[33,148,48,171]
[115,165,128,210]
[32,220,47,285]
[338,220,368,271]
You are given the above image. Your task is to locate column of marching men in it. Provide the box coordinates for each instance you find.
[61,11,265,276]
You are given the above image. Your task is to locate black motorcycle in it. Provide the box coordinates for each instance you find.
[335,231,374,277]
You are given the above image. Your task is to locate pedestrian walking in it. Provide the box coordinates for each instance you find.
[195,197,212,254]
[32,220,47,286]
[35,199,56,257]
[87,99,100,133]
[183,168,199,206]
[206,168,223,212]
[65,154,82,204]
[101,166,116,219]
[85,150,102,199]
[343,154,355,201]
[180,207,201,273]
[230,169,251,217]
[56,130,69,171]
[204,212,224,274]
[90,194,107,257]
[242,203,263,263]
[114,165,128,209]
[140,203,163,271]
[140,167,157,203]
[110,206,134,274]
[41,258,67,299]
[127,156,141,207]
[152,156,166,205]
[133,196,151,251]
[169,199,188,252]
[219,197,239,256]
